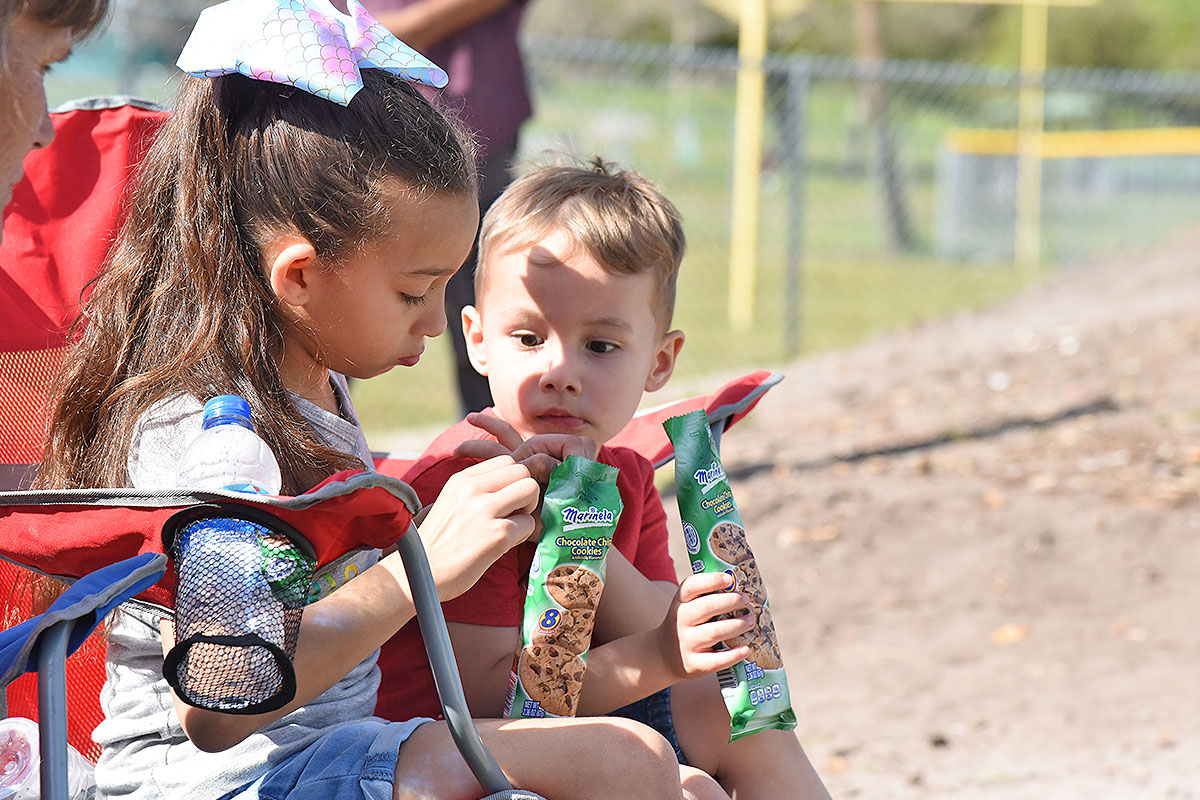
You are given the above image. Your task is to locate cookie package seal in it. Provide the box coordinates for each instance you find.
[664,409,798,742]
[506,456,622,719]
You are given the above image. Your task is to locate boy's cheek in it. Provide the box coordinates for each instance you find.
[504,394,538,435]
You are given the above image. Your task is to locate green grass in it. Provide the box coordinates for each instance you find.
[351,340,461,438]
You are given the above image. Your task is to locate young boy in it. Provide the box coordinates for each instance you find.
[376,159,830,800]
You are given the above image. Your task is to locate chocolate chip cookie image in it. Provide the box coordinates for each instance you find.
[544,564,604,610]
[531,607,596,654]
[517,643,588,716]
[731,559,768,612]
[708,521,753,565]
[725,604,783,670]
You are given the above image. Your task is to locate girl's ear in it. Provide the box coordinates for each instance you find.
[645,329,685,393]
[266,238,320,307]
[462,304,489,377]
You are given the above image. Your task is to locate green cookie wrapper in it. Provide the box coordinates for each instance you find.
[665,409,797,741]
[506,456,621,718]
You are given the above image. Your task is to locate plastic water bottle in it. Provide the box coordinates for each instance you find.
[171,394,284,615]
[168,395,311,712]
[0,716,95,800]
[176,395,281,494]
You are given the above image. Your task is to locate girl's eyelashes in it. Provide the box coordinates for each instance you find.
[399,274,451,307]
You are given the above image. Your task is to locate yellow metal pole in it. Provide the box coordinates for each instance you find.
[728,0,768,330]
[858,0,1095,272]
[1015,1,1047,274]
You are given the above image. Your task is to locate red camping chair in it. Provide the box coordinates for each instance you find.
[1,552,168,800]
[0,97,168,489]
[0,475,523,798]
[0,97,782,798]
[370,369,783,480]
[1,97,170,765]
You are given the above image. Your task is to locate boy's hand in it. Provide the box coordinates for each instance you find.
[657,571,754,680]
[455,412,598,484]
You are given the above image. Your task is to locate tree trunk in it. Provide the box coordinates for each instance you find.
[854,0,915,251]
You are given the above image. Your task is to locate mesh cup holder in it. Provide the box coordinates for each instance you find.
[162,503,316,715]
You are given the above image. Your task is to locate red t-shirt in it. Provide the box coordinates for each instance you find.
[374,411,678,721]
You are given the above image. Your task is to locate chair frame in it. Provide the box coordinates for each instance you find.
[0,480,513,797]
[1,552,167,800]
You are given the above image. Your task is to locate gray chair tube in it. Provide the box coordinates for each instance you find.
[394,523,516,796]
[36,621,72,800]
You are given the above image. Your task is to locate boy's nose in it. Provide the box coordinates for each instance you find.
[539,345,581,394]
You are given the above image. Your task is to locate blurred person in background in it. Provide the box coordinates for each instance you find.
[0,0,111,231]
[364,0,532,415]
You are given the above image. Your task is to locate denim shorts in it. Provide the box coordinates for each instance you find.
[610,686,688,765]
[217,717,432,800]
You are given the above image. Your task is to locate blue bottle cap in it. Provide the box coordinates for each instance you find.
[201,394,254,431]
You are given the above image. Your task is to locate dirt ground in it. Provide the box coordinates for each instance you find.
[664,229,1200,798]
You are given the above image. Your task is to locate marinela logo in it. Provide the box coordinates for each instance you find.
[692,461,726,493]
[561,505,616,532]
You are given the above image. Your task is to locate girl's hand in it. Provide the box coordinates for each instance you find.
[455,412,598,484]
[417,454,541,602]
[656,572,753,680]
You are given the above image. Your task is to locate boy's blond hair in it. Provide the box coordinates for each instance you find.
[477,158,686,331]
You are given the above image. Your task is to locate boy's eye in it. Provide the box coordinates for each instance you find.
[515,332,543,348]
[586,340,617,355]
[400,293,427,306]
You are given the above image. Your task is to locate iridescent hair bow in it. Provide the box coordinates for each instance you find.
[176,0,448,107]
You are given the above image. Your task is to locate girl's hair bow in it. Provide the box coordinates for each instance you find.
[176,0,448,107]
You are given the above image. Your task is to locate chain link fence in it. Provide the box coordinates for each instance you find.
[38,16,1200,428]
[518,35,1200,384]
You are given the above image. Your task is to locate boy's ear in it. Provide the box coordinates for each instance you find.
[462,304,489,377]
[266,238,319,307]
[644,329,685,393]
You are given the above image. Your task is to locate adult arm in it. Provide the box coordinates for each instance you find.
[372,0,514,53]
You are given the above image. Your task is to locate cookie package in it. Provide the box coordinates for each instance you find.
[506,455,622,718]
[664,409,797,741]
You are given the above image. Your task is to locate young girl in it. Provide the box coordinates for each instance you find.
[32,17,705,800]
